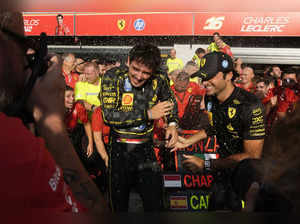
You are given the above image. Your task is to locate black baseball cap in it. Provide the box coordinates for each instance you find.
[192,52,238,81]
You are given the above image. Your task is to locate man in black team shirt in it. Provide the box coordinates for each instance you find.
[173,52,266,211]
[99,43,178,212]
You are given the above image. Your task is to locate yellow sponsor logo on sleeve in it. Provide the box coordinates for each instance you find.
[252,107,262,116]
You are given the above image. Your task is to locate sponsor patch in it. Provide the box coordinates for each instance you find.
[252,107,262,116]
[222,60,229,68]
[122,93,134,106]
[170,196,188,210]
[163,174,182,188]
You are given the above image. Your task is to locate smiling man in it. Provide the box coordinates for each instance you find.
[99,43,179,212]
[176,52,266,211]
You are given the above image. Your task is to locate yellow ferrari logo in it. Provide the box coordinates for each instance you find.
[117,19,126,31]
[228,107,236,119]
[200,58,206,68]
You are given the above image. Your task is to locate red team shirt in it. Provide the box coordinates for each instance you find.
[62,69,79,89]
[0,113,85,212]
[235,82,256,93]
[91,107,110,144]
[65,102,89,131]
[171,82,206,118]
[220,45,233,58]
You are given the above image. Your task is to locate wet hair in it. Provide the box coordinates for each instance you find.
[255,77,271,86]
[195,48,206,55]
[65,85,74,92]
[129,43,161,74]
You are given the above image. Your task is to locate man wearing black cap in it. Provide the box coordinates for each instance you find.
[173,52,266,211]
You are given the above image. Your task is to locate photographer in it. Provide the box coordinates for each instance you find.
[0,12,108,213]
[274,69,300,121]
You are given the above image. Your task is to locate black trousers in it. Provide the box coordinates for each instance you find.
[108,140,162,212]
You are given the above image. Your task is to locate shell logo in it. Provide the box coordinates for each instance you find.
[122,93,134,106]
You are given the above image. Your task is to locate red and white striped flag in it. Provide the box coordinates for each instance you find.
[163,174,182,188]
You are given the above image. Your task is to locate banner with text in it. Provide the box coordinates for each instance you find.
[194,12,300,36]
[23,12,300,36]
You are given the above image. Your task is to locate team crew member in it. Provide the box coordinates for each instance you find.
[91,106,110,168]
[207,32,221,53]
[64,86,94,159]
[171,71,205,119]
[236,66,256,93]
[75,62,101,112]
[174,52,266,210]
[215,38,233,58]
[99,44,179,212]
[166,48,184,74]
[62,53,79,89]
[74,62,107,189]
[192,47,206,68]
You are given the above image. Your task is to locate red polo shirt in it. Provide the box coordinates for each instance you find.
[91,107,110,144]
[171,82,206,118]
[0,113,85,212]
[62,69,79,89]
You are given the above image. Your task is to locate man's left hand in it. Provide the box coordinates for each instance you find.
[165,125,178,148]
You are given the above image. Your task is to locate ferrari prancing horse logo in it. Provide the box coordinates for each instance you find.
[228,107,236,119]
[117,19,126,31]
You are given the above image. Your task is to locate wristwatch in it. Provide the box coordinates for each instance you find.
[204,159,211,171]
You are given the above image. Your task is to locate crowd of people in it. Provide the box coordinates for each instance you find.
[60,32,300,212]
[1,12,300,215]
